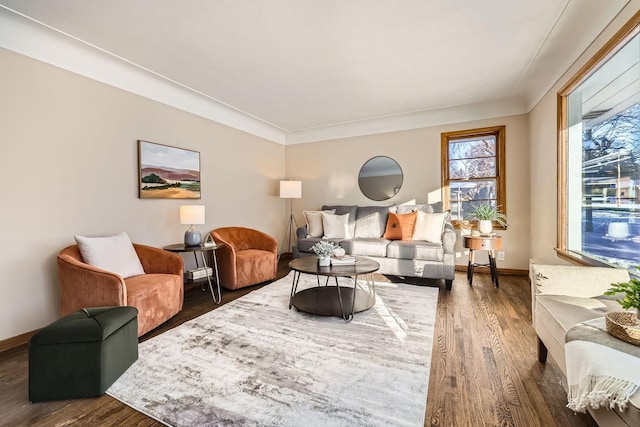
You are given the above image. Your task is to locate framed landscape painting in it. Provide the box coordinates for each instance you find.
[138,140,201,199]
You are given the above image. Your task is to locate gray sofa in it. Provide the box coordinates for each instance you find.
[293,204,456,290]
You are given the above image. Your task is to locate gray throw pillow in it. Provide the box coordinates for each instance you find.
[354,205,394,238]
[396,202,443,214]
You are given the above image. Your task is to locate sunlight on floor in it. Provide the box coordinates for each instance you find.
[371,282,408,343]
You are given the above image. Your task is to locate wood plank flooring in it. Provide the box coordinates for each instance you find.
[0,257,597,426]
[423,272,596,427]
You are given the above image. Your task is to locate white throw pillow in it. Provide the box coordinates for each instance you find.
[74,232,145,279]
[322,212,351,239]
[412,212,448,243]
[303,209,335,238]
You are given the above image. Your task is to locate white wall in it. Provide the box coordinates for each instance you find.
[3,1,637,343]
[528,2,640,264]
[0,48,286,341]
[286,114,530,270]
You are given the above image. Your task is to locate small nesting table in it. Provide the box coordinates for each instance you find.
[464,235,502,287]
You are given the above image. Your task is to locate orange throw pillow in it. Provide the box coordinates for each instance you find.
[383,212,418,240]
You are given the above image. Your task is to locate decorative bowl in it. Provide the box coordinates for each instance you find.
[605,311,640,346]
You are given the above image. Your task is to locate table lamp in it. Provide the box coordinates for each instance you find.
[180,205,205,246]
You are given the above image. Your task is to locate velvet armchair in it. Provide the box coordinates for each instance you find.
[57,243,184,336]
[210,227,278,290]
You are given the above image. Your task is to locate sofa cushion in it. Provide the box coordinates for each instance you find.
[322,205,358,237]
[412,211,448,243]
[386,240,444,261]
[322,212,351,239]
[297,237,319,253]
[354,205,393,238]
[125,273,182,336]
[297,237,344,253]
[396,202,443,214]
[383,212,417,241]
[535,295,620,347]
[341,238,390,257]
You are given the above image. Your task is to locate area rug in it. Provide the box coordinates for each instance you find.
[107,272,438,426]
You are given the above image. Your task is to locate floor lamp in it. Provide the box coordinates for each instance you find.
[280,180,301,257]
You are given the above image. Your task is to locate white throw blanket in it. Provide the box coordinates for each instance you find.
[566,317,640,413]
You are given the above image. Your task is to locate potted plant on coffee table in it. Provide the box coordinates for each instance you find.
[465,202,508,235]
[310,240,337,266]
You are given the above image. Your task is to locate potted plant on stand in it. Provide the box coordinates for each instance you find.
[310,240,337,266]
[466,202,508,235]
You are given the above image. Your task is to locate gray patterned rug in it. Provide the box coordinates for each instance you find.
[107,272,438,426]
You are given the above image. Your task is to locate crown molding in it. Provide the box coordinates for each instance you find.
[285,97,528,144]
[0,6,529,147]
[520,0,635,112]
[0,7,287,144]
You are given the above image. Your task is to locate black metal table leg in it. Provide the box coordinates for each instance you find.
[289,271,301,309]
[489,254,500,287]
[468,249,475,286]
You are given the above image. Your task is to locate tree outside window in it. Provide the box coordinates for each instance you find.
[441,126,506,227]
[558,15,639,270]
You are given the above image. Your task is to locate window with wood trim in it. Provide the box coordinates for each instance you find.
[558,12,639,269]
[441,126,506,228]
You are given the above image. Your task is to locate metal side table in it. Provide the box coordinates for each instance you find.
[164,243,222,303]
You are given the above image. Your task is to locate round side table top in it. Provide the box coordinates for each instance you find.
[163,243,218,252]
[463,235,502,250]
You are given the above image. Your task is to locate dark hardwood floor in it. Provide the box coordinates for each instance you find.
[0,256,597,426]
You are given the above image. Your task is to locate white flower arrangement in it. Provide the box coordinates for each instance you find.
[310,240,337,258]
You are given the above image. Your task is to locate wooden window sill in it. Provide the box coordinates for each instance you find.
[555,248,615,267]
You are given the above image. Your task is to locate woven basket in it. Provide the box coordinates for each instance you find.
[605,311,640,346]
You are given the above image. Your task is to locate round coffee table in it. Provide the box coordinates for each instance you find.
[288,256,380,322]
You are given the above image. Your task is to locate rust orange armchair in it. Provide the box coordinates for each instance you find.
[210,227,278,290]
[57,243,184,336]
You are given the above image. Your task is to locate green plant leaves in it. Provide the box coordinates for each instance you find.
[605,267,640,310]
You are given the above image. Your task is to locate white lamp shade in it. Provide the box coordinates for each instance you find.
[180,205,205,225]
[280,180,302,199]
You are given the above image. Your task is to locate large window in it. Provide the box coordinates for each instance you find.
[441,126,506,226]
[558,13,640,269]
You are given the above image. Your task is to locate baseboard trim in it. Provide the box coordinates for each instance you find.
[0,329,38,354]
[455,265,528,276]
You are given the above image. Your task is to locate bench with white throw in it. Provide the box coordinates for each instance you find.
[530,263,640,426]
[565,317,640,414]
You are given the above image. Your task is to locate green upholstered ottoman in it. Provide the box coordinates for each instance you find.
[29,306,138,402]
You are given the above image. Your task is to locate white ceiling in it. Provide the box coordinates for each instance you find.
[0,0,632,143]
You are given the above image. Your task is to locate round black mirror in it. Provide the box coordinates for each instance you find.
[358,156,403,201]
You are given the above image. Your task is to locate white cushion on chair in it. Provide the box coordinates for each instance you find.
[75,232,145,279]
